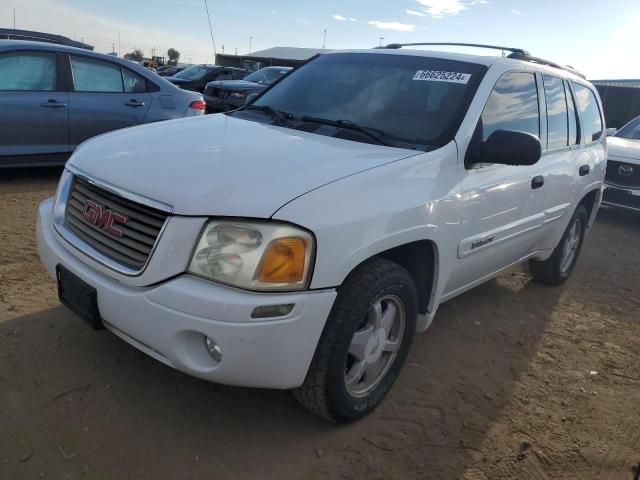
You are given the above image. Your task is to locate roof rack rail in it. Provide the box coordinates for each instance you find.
[376,42,586,80]
[377,42,530,56]
[506,52,586,79]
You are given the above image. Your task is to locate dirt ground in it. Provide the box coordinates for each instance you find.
[0,167,638,480]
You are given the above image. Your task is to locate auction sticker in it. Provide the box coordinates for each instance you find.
[413,70,471,84]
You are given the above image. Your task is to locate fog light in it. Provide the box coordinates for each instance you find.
[204,336,222,362]
[251,303,294,319]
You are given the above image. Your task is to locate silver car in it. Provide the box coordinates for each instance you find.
[0,41,205,167]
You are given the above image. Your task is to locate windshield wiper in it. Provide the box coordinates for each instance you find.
[300,116,393,147]
[244,104,292,127]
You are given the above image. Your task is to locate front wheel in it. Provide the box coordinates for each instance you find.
[293,258,417,423]
[529,204,588,285]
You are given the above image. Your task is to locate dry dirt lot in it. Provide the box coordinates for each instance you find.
[0,167,639,480]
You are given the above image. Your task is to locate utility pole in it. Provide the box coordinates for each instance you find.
[204,0,217,57]
[379,37,384,46]
[235,47,238,55]
[13,8,16,29]
[112,43,115,54]
[221,44,225,54]
[322,29,326,49]
[249,36,253,54]
[118,31,121,57]
[81,36,84,44]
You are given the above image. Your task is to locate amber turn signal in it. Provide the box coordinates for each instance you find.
[257,238,307,284]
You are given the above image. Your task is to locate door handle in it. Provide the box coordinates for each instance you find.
[40,99,67,108]
[579,165,590,176]
[531,175,544,189]
[125,99,145,107]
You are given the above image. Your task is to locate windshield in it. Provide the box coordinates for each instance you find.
[245,68,290,85]
[235,53,486,150]
[615,116,640,140]
[174,65,211,80]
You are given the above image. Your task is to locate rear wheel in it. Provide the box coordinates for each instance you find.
[529,205,588,285]
[293,257,417,423]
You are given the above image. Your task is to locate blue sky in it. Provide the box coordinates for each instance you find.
[2,0,640,78]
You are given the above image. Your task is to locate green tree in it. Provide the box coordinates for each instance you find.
[124,48,144,62]
[167,48,180,65]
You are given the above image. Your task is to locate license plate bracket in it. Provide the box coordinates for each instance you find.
[56,264,104,330]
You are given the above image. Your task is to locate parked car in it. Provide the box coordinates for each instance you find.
[602,114,640,212]
[0,40,205,167]
[204,66,292,113]
[166,65,249,93]
[157,65,185,77]
[37,44,605,422]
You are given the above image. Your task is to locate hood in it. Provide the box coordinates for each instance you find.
[68,115,419,217]
[608,136,640,163]
[207,80,264,91]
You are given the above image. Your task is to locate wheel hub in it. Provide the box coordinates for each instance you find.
[365,328,387,363]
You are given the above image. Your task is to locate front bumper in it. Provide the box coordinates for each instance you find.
[602,184,640,212]
[37,198,337,389]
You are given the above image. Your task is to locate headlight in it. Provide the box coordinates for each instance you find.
[229,91,246,98]
[188,220,314,291]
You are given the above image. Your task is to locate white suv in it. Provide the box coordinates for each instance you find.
[37,43,606,422]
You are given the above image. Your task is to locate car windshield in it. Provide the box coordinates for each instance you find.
[245,68,289,85]
[173,65,210,80]
[615,116,640,140]
[232,53,486,150]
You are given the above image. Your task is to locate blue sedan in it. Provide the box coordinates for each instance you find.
[0,41,205,167]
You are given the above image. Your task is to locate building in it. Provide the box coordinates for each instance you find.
[591,79,640,128]
[215,46,331,71]
[0,28,93,50]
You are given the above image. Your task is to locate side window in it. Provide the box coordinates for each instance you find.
[217,70,233,81]
[565,81,579,145]
[234,70,247,80]
[123,68,147,93]
[70,56,123,93]
[0,52,56,91]
[573,84,603,143]
[480,71,539,141]
[542,75,569,149]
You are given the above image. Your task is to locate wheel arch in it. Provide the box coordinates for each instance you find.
[578,187,601,228]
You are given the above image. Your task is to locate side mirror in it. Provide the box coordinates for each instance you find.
[475,130,542,166]
[606,127,617,137]
[245,92,260,105]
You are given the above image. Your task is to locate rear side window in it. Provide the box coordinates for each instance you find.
[71,56,122,92]
[565,81,579,145]
[573,84,603,143]
[0,52,56,91]
[123,68,147,93]
[480,71,539,141]
[543,75,569,149]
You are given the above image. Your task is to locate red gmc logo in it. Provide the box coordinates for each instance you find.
[82,199,128,238]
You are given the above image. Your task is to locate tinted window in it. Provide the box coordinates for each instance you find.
[615,115,640,140]
[0,52,56,91]
[71,56,123,92]
[574,84,603,142]
[480,71,539,141]
[174,65,210,80]
[543,75,569,149]
[244,53,486,150]
[565,81,579,145]
[123,68,146,93]
[217,70,233,81]
[245,68,290,85]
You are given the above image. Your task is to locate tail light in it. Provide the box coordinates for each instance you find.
[189,100,206,110]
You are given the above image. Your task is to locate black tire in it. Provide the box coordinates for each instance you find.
[293,257,417,423]
[529,204,588,286]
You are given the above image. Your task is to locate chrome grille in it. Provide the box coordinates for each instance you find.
[64,177,168,270]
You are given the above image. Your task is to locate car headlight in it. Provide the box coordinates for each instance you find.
[188,220,314,291]
[229,91,246,98]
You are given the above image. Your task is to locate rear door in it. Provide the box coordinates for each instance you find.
[67,55,151,149]
[529,74,581,250]
[0,50,69,162]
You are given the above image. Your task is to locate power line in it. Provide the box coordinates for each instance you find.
[204,0,217,57]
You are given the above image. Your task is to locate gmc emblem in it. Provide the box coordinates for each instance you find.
[82,199,128,238]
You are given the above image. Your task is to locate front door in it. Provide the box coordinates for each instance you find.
[67,55,151,149]
[445,71,545,297]
[0,51,69,162]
